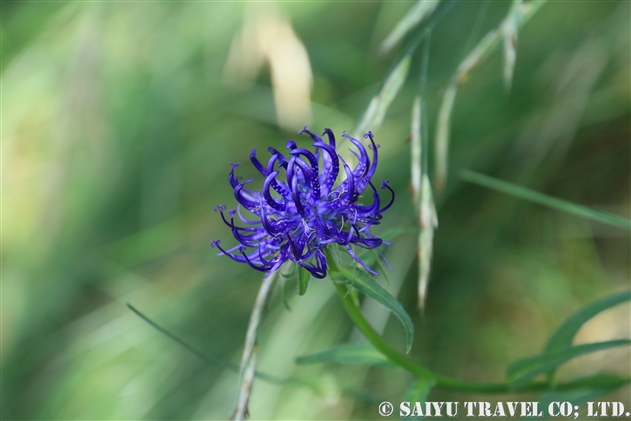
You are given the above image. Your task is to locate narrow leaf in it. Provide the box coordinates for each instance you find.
[461,170,631,230]
[298,266,311,296]
[537,388,624,417]
[535,375,630,415]
[295,343,393,366]
[561,374,631,390]
[333,266,415,353]
[546,291,631,353]
[508,340,631,389]
[380,0,440,54]
[127,304,309,387]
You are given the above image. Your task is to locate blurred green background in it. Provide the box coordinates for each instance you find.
[3,1,629,419]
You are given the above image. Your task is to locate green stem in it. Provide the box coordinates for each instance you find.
[328,248,631,394]
[335,282,529,393]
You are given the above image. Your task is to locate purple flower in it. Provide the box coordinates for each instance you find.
[211,126,394,279]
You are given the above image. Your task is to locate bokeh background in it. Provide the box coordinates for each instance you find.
[3,1,630,420]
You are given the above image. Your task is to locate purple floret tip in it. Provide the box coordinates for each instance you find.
[213,128,394,279]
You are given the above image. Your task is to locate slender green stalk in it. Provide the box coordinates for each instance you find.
[334,282,435,381]
[335,282,521,392]
[334,281,631,393]
[232,269,279,421]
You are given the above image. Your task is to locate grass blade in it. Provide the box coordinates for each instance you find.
[461,170,631,230]
[433,0,547,191]
[127,303,309,387]
[508,340,631,389]
[296,343,393,366]
[379,0,440,54]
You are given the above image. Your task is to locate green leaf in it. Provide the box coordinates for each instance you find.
[545,291,631,353]
[332,266,415,353]
[295,343,393,366]
[461,170,631,230]
[379,0,440,54]
[127,304,312,388]
[533,375,630,419]
[508,340,631,389]
[561,374,631,391]
[298,266,311,296]
[401,378,435,420]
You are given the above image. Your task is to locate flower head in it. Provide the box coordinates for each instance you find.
[211,126,394,279]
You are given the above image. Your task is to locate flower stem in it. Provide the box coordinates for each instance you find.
[232,269,279,421]
[334,281,549,393]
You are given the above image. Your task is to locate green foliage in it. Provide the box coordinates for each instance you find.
[379,0,441,54]
[296,343,393,367]
[508,340,631,389]
[326,248,415,353]
[545,291,631,353]
[461,170,631,230]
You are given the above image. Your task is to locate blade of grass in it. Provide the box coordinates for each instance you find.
[127,303,309,387]
[296,343,393,367]
[350,2,452,146]
[379,0,440,54]
[508,340,631,389]
[434,0,547,191]
[461,170,631,230]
